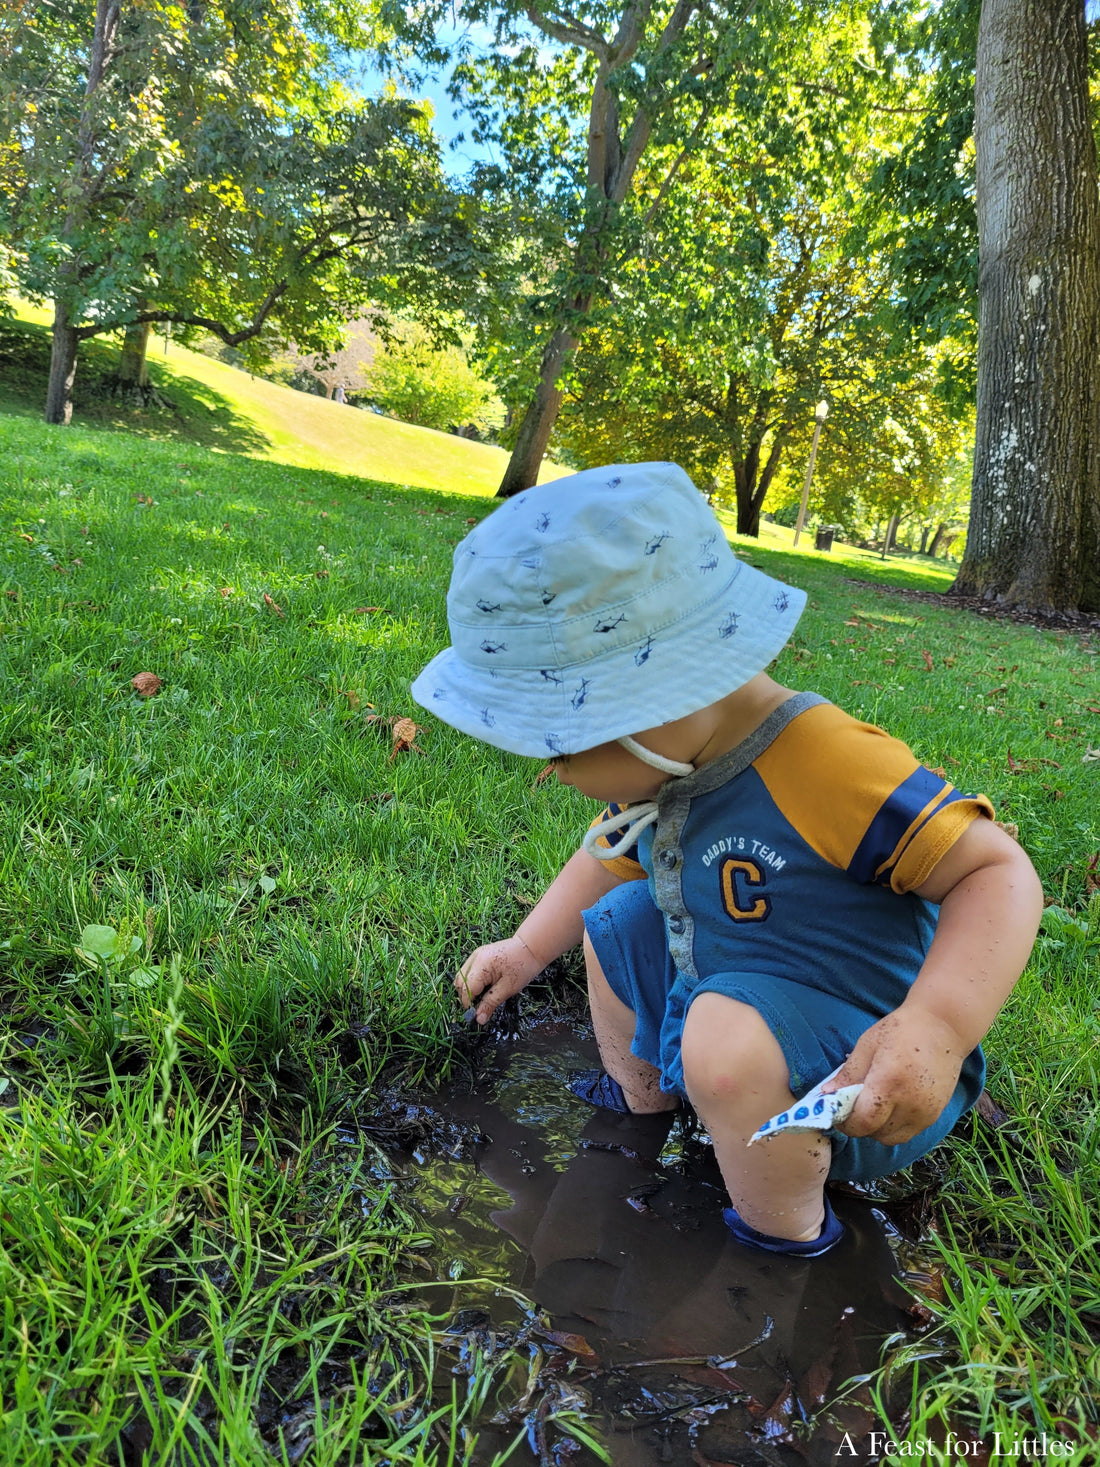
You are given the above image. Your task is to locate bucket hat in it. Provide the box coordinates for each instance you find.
[411,461,806,758]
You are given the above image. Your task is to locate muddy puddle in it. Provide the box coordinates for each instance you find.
[371,1020,931,1466]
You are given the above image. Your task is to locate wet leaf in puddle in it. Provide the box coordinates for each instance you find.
[748,1378,797,1441]
[542,1330,600,1368]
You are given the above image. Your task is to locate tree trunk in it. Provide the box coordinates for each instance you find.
[919,525,931,554]
[497,327,577,498]
[928,522,952,557]
[115,320,151,387]
[881,513,899,559]
[733,433,785,536]
[955,0,1100,612]
[45,301,80,425]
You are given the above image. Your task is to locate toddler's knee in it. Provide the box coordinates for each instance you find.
[681,993,789,1105]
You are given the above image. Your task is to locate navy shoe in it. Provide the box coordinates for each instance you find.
[568,1069,632,1113]
[723,1195,845,1257]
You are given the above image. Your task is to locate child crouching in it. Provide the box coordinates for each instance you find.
[412,462,1042,1256]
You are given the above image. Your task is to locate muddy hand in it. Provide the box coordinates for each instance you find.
[454,936,544,1027]
[822,1005,966,1147]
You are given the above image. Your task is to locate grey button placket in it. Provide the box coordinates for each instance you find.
[650,690,829,982]
[652,781,696,978]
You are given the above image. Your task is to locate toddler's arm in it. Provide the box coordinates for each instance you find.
[827,817,1043,1145]
[455,847,625,1026]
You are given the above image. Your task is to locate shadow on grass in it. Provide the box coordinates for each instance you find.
[0,316,270,457]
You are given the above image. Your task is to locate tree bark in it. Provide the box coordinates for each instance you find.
[733,433,785,536]
[115,320,152,387]
[495,0,702,497]
[45,301,80,425]
[955,0,1100,612]
[928,521,952,557]
[497,326,578,497]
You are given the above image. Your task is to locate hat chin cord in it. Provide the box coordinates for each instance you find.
[583,736,694,862]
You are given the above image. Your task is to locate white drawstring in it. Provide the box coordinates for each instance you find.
[582,737,694,861]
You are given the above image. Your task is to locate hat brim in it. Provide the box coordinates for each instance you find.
[411,561,806,759]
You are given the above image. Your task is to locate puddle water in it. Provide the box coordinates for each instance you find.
[384,1022,920,1466]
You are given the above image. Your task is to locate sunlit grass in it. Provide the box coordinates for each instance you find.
[1,404,1098,1458]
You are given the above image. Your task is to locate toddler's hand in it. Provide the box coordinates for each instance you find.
[454,936,545,1026]
[823,1004,966,1146]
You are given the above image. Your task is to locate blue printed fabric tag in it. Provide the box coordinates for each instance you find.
[748,1067,863,1146]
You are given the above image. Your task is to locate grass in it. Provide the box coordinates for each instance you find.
[0,302,565,498]
[2,375,1099,1461]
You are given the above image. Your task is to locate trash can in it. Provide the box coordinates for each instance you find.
[815,526,836,552]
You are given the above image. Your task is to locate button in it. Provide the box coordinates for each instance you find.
[658,849,678,869]
[668,915,685,934]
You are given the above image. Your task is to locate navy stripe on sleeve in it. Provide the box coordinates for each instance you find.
[846,767,963,885]
[600,802,628,848]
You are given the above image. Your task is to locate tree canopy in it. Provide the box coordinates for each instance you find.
[0,0,487,422]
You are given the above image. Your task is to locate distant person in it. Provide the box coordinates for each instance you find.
[333,384,347,404]
[412,463,1041,1257]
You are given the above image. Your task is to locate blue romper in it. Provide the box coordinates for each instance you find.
[582,691,992,1183]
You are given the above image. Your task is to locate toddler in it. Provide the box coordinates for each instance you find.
[412,462,1042,1257]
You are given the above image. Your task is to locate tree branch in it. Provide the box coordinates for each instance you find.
[525,4,609,59]
[791,79,928,116]
[642,103,711,226]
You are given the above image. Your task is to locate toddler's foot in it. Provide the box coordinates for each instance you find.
[569,1069,632,1112]
[723,1195,844,1257]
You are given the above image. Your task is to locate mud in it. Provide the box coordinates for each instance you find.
[367,1021,934,1466]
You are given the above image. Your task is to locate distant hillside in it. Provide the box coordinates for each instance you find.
[0,302,566,498]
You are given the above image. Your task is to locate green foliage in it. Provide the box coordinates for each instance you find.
[554,171,972,539]
[367,324,505,433]
[0,1,494,417]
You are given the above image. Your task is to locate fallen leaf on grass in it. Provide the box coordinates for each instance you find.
[131,672,163,697]
[390,716,423,758]
[921,650,934,671]
[219,587,232,597]
[1083,747,1100,763]
[18,532,33,543]
[352,606,387,614]
[365,713,426,759]
[262,592,284,617]
[534,764,557,784]
[337,688,361,710]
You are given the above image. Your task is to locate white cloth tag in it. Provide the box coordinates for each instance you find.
[748,1068,864,1146]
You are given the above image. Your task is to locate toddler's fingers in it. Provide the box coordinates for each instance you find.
[838,1082,894,1138]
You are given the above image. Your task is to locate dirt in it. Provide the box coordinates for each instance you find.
[360,1018,943,1466]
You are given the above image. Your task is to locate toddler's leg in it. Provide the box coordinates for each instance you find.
[585,931,679,1115]
[681,992,830,1243]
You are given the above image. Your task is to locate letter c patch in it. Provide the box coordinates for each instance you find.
[719,857,772,923]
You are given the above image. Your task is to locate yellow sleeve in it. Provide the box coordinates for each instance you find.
[753,703,994,894]
[586,805,648,881]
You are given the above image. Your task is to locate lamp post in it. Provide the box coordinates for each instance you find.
[792,399,829,547]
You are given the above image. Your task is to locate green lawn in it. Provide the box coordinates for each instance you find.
[1,387,1099,1462]
[1,302,566,498]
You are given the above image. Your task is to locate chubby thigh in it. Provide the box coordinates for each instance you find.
[581,878,984,1184]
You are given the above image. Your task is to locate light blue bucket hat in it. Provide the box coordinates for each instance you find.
[411,462,806,758]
